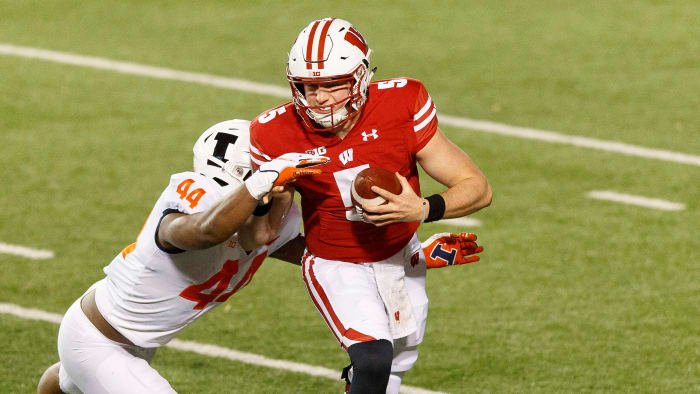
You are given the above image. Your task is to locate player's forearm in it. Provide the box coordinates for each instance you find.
[164,189,259,250]
[238,194,292,250]
[264,192,294,238]
[434,175,492,219]
[196,191,259,246]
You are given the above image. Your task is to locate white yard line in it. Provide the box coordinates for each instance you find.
[0,242,55,260]
[1,43,699,168]
[438,115,700,167]
[0,302,446,394]
[0,303,63,324]
[0,44,290,98]
[586,190,686,211]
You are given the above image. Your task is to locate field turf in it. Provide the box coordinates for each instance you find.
[1,1,698,392]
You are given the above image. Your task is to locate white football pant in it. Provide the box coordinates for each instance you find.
[301,233,428,394]
[57,294,175,394]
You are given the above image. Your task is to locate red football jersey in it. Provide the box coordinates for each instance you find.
[250,78,438,262]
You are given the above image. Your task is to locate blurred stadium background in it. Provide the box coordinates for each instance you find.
[1,1,698,392]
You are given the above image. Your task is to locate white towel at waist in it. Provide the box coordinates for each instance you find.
[372,260,417,339]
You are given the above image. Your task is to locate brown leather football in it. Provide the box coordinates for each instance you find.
[351,167,402,210]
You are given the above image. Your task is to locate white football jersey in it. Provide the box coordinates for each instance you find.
[94,172,301,348]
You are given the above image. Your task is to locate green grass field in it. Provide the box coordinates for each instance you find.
[1,1,698,392]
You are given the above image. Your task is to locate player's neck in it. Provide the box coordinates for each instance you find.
[330,112,360,140]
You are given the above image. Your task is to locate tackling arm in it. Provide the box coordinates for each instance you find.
[158,186,259,251]
[268,231,484,268]
[159,153,329,251]
[237,189,294,251]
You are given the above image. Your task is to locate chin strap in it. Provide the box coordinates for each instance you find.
[308,106,349,129]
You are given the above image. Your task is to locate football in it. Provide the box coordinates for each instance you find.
[350,167,402,211]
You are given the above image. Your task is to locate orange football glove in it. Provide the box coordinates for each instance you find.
[421,232,483,269]
[245,153,329,199]
[273,154,329,186]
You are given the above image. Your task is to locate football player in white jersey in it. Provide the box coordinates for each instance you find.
[36,118,485,394]
[36,119,329,394]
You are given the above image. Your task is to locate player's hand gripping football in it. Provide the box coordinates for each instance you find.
[421,232,483,268]
[361,172,424,226]
[245,153,329,200]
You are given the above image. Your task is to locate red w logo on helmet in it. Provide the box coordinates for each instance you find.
[344,27,368,55]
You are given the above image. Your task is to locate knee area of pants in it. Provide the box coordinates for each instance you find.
[348,340,393,374]
[392,348,418,372]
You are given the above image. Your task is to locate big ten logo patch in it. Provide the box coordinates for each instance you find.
[306,146,327,156]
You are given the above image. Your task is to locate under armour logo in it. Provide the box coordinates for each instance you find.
[227,239,237,248]
[361,129,379,141]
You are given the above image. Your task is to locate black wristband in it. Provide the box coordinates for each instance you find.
[424,194,445,223]
[253,198,274,216]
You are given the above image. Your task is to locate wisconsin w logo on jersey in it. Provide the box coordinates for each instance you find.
[338,148,354,165]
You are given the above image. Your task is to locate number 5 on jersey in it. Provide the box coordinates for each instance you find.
[333,164,369,222]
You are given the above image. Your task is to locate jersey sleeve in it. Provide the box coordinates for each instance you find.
[249,115,277,169]
[159,172,224,216]
[144,172,225,254]
[265,202,302,255]
[410,79,439,152]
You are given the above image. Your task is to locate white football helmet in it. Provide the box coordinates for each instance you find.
[193,119,252,193]
[287,18,375,132]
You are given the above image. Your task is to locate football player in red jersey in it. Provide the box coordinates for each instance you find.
[250,18,492,394]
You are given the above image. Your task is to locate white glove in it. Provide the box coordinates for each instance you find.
[244,153,329,200]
